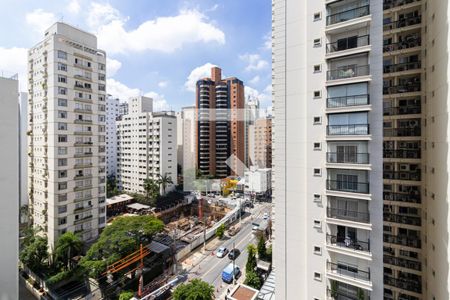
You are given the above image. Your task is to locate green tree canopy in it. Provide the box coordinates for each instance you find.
[143,178,160,206]
[215,223,225,239]
[54,232,84,270]
[257,235,267,260]
[246,244,257,273]
[79,215,164,278]
[244,270,262,290]
[119,291,135,300]
[157,173,173,195]
[107,175,119,198]
[172,279,215,300]
[20,235,48,271]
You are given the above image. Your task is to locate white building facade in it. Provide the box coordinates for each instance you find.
[106,95,119,177]
[244,167,271,195]
[272,1,383,299]
[182,106,196,173]
[28,22,107,247]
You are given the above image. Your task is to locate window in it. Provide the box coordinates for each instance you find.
[58,147,67,155]
[58,135,67,143]
[99,63,105,71]
[58,194,67,202]
[58,170,67,178]
[99,216,106,224]
[99,84,106,91]
[58,158,67,166]
[58,122,67,130]
[313,142,321,150]
[313,194,321,202]
[57,62,67,71]
[58,182,67,190]
[313,168,322,176]
[87,61,91,68]
[58,75,67,83]
[313,116,322,124]
[313,220,321,228]
[313,65,321,73]
[58,87,67,95]
[314,90,321,98]
[313,246,322,255]
[313,12,321,21]
[98,73,105,81]
[57,50,67,59]
[58,111,67,118]
[58,98,67,107]
[313,272,322,281]
[313,38,321,47]
[98,115,105,122]
[58,205,67,214]
[58,217,67,225]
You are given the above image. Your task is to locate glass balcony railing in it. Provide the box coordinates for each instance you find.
[326,179,370,194]
[383,0,421,10]
[326,234,371,252]
[327,261,371,282]
[383,127,421,137]
[383,37,421,52]
[383,234,421,248]
[327,94,369,108]
[384,212,421,226]
[383,191,421,204]
[327,5,370,26]
[383,105,421,116]
[383,170,421,181]
[384,275,422,294]
[383,149,421,159]
[383,15,421,30]
[383,61,421,74]
[327,207,370,223]
[327,124,370,135]
[327,152,369,164]
[384,255,422,271]
[383,84,421,94]
[327,65,370,81]
[326,35,370,53]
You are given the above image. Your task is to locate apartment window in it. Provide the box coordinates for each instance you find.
[313,65,321,73]
[98,73,106,81]
[58,147,67,155]
[313,38,321,47]
[58,170,67,178]
[99,115,105,122]
[58,182,67,190]
[58,217,67,225]
[58,194,67,202]
[313,246,322,255]
[58,98,67,107]
[58,111,67,118]
[313,142,321,150]
[58,122,67,130]
[99,207,106,214]
[313,272,322,281]
[313,168,321,176]
[99,63,106,71]
[58,75,67,83]
[313,90,321,98]
[58,135,67,143]
[313,116,322,124]
[58,205,67,214]
[313,194,321,202]
[58,158,67,166]
[57,50,67,59]
[87,61,92,68]
[57,62,67,71]
[313,220,321,228]
[99,216,106,224]
[313,12,321,21]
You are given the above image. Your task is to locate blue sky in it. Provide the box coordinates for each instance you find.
[0,0,272,111]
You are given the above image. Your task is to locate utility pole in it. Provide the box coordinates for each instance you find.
[138,243,144,298]
[239,198,242,225]
[232,241,236,285]
[172,229,178,275]
[203,213,207,251]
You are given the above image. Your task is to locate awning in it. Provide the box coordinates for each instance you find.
[127,203,150,211]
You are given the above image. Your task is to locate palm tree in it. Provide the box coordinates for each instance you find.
[54,232,83,270]
[143,178,159,206]
[157,173,173,195]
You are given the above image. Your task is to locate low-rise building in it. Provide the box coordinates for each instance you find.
[244,167,271,195]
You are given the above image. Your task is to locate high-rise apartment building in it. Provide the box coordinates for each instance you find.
[176,111,184,170]
[106,95,119,177]
[272,1,383,299]
[245,97,260,166]
[28,22,107,247]
[116,96,177,195]
[196,67,245,178]
[248,117,272,168]
[182,106,196,173]
[19,92,28,206]
[0,74,19,300]
[118,102,129,119]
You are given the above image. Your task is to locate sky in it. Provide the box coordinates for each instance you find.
[0,0,272,111]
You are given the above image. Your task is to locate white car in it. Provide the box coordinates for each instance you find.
[216,247,229,258]
[263,212,269,220]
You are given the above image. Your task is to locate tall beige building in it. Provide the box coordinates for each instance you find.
[248,117,272,168]
[28,22,107,247]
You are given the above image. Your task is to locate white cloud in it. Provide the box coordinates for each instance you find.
[158,81,168,88]
[245,86,271,107]
[67,0,81,15]
[249,75,260,85]
[25,9,57,34]
[90,6,225,54]
[184,62,217,92]
[106,57,122,77]
[263,32,272,50]
[0,47,28,91]
[239,53,268,71]
[106,78,169,112]
[263,84,272,94]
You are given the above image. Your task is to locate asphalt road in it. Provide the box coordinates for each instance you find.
[187,202,272,296]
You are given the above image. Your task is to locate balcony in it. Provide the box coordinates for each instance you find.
[74,163,93,168]
[383,105,421,116]
[383,192,421,204]
[327,207,370,223]
[327,5,370,26]
[327,234,370,252]
[383,61,421,74]
[74,108,93,114]
[74,174,93,180]
[383,127,421,137]
[74,84,92,92]
[74,141,93,146]
[74,119,93,124]
[327,261,371,282]
[74,185,93,192]
[384,255,421,271]
[383,170,421,181]
[327,124,370,136]
[383,37,421,53]
[383,149,420,159]
[384,212,421,226]
[327,65,370,81]
[74,152,93,158]
[74,131,93,136]
[327,179,369,194]
[327,35,370,54]
[383,16,421,31]
[384,275,422,294]
[383,234,421,248]
[383,84,420,95]
[74,215,93,224]
[327,152,369,164]
[327,285,370,300]
[327,94,369,109]
[383,0,421,10]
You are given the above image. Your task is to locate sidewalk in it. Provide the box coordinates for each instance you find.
[179,235,223,274]
[215,268,247,299]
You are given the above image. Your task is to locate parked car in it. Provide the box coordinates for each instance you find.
[228,248,241,260]
[216,247,229,258]
[227,225,241,236]
[221,263,241,283]
[263,212,269,220]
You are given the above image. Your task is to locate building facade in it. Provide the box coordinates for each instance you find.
[106,94,119,177]
[272,1,383,299]
[244,167,271,195]
[176,111,183,171]
[20,92,28,206]
[116,96,177,195]
[28,22,107,247]
[196,66,245,178]
[0,74,19,300]
[248,117,272,168]
[245,97,260,166]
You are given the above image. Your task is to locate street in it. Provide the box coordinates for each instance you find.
[181,202,272,298]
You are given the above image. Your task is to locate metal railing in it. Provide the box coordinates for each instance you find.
[326,234,370,252]
[326,179,370,194]
[384,275,422,293]
[327,124,370,135]
[383,61,421,74]
[384,255,422,271]
[383,170,421,181]
[383,37,421,52]
[327,152,369,164]
[383,105,421,116]
[383,15,421,30]
[326,35,369,53]
[327,261,371,281]
[383,234,421,248]
[327,207,370,223]
[327,94,369,108]
[383,84,421,94]
[383,0,421,10]
[383,149,421,159]
[327,5,370,25]
[383,192,421,204]
[327,65,370,80]
[383,127,421,137]
[384,212,421,226]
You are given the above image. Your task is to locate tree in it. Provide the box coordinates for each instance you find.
[244,271,262,290]
[54,232,84,270]
[257,235,267,260]
[107,175,119,198]
[215,223,225,239]
[330,280,338,299]
[20,204,30,225]
[20,235,49,271]
[246,244,257,273]
[357,288,365,300]
[172,279,214,300]
[157,173,173,195]
[119,291,135,300]
[143,178,160,206]
[79,215,164,278]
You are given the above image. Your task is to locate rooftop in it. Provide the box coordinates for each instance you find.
[106,194,134,205]
[229,284,259,300]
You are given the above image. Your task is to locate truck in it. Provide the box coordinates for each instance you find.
[227,225,241,236]
[221,263,241,284]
